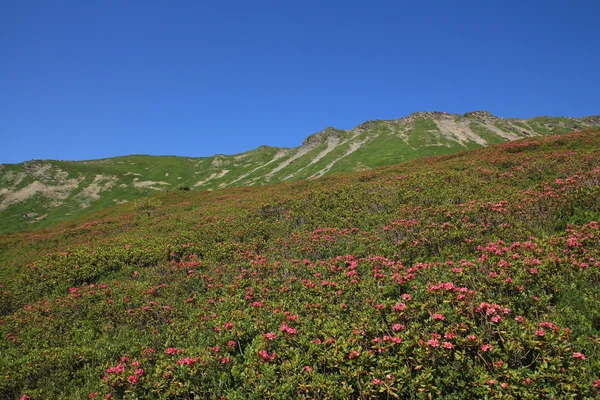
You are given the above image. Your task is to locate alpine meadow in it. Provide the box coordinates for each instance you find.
[2,127,600,398]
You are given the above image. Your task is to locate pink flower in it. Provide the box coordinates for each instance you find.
[392,303,406,312]
[263,332,276,340]
[177,357,196,365]
[166,347,182,355]
[443,341,453,349]
[467,335,477,342]
[279,322,297,334]
[89,393,98,399]
[515,316,525,323]
[535,329,545,337]
[106,364,125,374]
[480,344,493,352]
[432,313,445,321]
[220,357,230,364]
[259,350,276,361]
[127,375,139,385]
[573,352,587,360]
[392,323,404,332]
[427,339,440,347]
[349,350,360,359]
[304,366,312,372]
[372,378,384,385]
[594,379,600,388]
[134,368,144,376]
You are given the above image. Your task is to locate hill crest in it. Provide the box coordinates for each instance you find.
[1,110,598,232]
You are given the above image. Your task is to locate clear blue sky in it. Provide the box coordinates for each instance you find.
[1,0,599,164]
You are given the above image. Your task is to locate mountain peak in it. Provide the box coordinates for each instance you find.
[464,110,500,120]
[302,127,344,146]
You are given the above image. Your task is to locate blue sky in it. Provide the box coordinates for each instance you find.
[1,0,599,164]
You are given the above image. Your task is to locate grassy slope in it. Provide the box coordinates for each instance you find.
[0,114,598,235]
[0,130,599,398]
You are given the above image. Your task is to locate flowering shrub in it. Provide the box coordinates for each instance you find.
[1,130,600,398]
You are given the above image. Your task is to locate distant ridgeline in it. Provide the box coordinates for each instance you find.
[0,111,598,232]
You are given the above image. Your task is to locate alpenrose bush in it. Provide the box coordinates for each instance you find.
[1,130,600,399]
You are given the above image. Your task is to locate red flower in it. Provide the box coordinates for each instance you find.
[480,344,493,352]
[535,329,545,337]
[127,375,139,385]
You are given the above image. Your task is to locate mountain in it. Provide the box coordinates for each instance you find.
[1,129,600,398]
[1,111,599,232]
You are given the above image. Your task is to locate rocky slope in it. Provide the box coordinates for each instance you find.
[1,111,598,232]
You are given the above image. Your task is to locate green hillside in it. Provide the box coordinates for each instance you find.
[1,111,598,233]
[1,129,600,398]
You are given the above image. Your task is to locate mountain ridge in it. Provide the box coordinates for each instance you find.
[1,110,599,233]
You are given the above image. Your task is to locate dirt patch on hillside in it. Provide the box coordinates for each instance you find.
[133,179,170,190]
[194,170,230,187]
[0,178,83,211]
[309,137,369,179]
[1,170,27,186]
[228,150,289,186]
[284,136,340,180]
[266,145,317,180]
[482,123,519,140]
[75,175,118,208]
[435,118,487,146]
